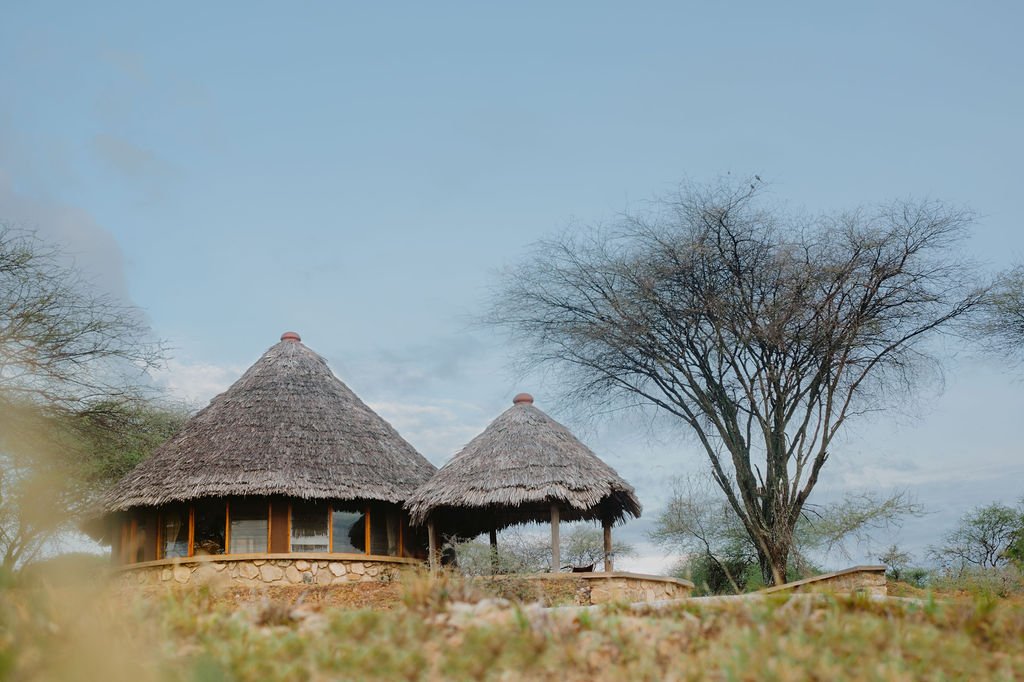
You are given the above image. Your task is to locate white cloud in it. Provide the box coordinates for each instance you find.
[151,358,244,407]
[0,173,132,301]
[369,399,490,465]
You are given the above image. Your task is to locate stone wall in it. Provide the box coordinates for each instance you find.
[760,565,888,598]
[477,572,693,606]
[581,573,693,604]
[113,554,419,590]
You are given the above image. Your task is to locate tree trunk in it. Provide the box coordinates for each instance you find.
[758,539,790,586]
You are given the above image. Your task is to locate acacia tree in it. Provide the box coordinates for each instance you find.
[0,225,171,570]
[0,225,161,408]
[979,264,1024,364]
[490,179,986,584]
[928,501,1024,573]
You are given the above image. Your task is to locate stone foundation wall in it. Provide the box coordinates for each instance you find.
[113,554,419,590]
[761,565,888,598]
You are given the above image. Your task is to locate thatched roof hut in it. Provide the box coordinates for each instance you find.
[106,332,436,511]
[405,393,640,570]
[100,332,437,568]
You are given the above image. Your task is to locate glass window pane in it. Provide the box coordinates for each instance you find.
[194,501,226,556]
[370,506,400,556]
[401,518,428,559]
[291,502,328,552]
[331,508,365,553]
[161,506,189,558]
[229,500,268,554]
[131,519,144,563]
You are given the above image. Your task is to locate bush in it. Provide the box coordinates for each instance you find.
[931,565,1024,599]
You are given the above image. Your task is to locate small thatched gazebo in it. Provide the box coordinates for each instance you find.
[98,332,437,588]
[405,393,641,572]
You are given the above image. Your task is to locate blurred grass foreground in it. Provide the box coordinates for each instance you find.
[2,566,1023,681]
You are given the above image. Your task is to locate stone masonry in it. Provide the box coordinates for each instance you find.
[114,556,414,590]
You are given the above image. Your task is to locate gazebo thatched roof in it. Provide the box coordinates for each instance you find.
[405,394,641,537]
[103,332,436,511]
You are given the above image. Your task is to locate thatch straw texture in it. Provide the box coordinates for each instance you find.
[405,397,641,536]
[104,337,436,511]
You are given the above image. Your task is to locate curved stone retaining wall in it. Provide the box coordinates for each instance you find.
[760,565,888,598]
[478,571,694,606]
[113,553,422,590]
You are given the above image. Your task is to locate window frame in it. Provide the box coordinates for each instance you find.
[125,499,411,564]
[225,499,271,555]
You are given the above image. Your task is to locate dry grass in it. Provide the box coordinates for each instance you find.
[2,574,1023,681]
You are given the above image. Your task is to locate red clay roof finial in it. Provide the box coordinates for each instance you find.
[513,392,534,405]
[280,331,302,342]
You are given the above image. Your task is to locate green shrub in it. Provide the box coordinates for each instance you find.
[931,565,1024,598]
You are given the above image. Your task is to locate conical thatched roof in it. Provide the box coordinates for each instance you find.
[104,332,436,511]
[405,394,641,537]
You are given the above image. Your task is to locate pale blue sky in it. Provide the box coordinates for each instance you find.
[3,2,1022,571]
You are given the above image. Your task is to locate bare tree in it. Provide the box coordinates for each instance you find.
[490,179,986,584]
[978,264,1024,364]
[0,225,161,408]
[876,544,913,582]
[0,225,171,570]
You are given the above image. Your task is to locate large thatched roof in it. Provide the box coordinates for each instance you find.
[405,394,641,536]
[104,332,436,511]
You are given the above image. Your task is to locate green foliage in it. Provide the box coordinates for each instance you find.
[876,544,912,581]
[652,475,920,593]
[672,551,816,596]
[450,531,551,576]
[670,554,755,596]
[68,399,189,486]
[0,398,186,570]
[796,491,923,561]
[930,566,1024,599]
[0,226,176,570]
[451,524,635,575]
[17,552,109,586]
[561,525,635,569]
[929,500,1024,572]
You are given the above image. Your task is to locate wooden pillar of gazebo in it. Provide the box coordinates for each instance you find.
[404,393,642,578]
[550,504,560,572]
[427,517,439,573]
[603,519,613,572]
[489,527,499,574]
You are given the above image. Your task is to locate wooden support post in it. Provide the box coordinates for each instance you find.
[427,518,439,573]
[603,520,613,572]
[489,527,499,575]
[550,504,560,572]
